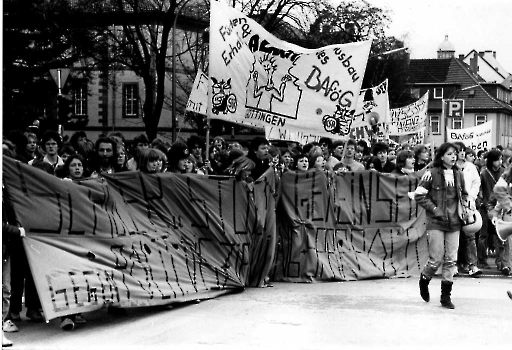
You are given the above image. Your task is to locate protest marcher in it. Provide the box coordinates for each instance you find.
[415,142,469,309]
[25,132,40,161]
[487,162,512,275]
[187,135,206,169]
[453,142,482,277]
[365,156,383,172]
[115,144,129,172]
[90,137,118,177]
[371,141,395,173]
[138,148,161,174]
[167,142,190,174]
[391,149,416,176]
[126,134,150,171]
[293,153,309,172]
[28,130,64,170]
[61,154,87,180]
[479,150,504,268]
[248,136,271,180]
[333,139,364,173]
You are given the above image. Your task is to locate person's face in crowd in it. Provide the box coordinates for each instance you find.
[61,152,72,164]
[117,146,126,166]
[314,156,326,171]
[354,150,363,162]
[405,156,415,170]
[271,154,280,166]
[68,158,84,179]
[98,142,114,165]
[388,150,396,163]
[156,156,167,172]
[492,156,503,171]
[465,152,475,163]
[213,139,223,149]
[184,159,194,173]
[239,169,252,182]
[442,147,457,169]
[319,142,330,157]
[230,142,242,151]
[345,144,356,159]
[456,147,466,161]
[27,137,37,154]
[177,158,188,172]
[282,151,293,168]
[296,157,309,172]
[191,144,203,159]
[376,150,388,165]
[419,150,430,162]
[356,144,365,155]
[255,144,269,160]
[136,142,149,153]
[147,159,158,173]
[333,144,344,159]
[77,136,86,146]
[368,162,376,171]
[45,138,59,156]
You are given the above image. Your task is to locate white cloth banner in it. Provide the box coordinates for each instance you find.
[265,79,389,143]
[388,92,429,136]
[447,120,493,150]
[185,69,209,115]
[208,1,371,139]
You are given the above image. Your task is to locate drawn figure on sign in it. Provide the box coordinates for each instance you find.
[322,104,356,137]
[211,77,237,115]
[361,89,377,121]
[252,54,292,111]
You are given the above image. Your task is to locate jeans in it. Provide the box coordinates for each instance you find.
[494,235,511,269]
[477,207,492,265]
[422,229,460,282]
[2,257,10,321]
[465,229,478,267]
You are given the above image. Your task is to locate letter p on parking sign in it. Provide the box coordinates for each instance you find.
[447,99,464,118]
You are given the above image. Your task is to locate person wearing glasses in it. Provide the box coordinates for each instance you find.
[28,130,64,169]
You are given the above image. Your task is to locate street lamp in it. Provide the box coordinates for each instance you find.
[443,84,480,141]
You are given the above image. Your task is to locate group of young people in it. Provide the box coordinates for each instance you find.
[3,128,512,346]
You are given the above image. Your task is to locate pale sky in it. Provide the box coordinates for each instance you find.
[364,0,512,74]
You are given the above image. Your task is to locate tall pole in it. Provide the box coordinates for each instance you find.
[172,0,193,143]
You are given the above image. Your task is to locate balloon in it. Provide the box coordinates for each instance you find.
[369,112,380,126]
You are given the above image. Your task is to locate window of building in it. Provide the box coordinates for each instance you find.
[476,115,487,125]
[73,85,87,116]
[433,87,443,99]
[430,115,440,134]
[452,116,462,129]
[123,83,139,118]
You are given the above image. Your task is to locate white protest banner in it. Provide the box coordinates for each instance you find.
[186,69,209,115]
[208,1,371,139]
[388,92,429,136]
[265,79,388,143]
[447,120,493,151]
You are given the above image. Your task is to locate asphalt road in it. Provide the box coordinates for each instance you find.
[5,273,512,350]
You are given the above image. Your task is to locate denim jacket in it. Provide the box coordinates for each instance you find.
[416,166,468,230]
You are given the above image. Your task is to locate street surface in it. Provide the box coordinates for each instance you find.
[6,272,512,350]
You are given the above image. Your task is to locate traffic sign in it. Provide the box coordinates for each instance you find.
[446,99,464,118]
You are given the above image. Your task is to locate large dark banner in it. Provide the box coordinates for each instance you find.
[3,158,276,320]
[273,170,428,282]
[3,158,427,321]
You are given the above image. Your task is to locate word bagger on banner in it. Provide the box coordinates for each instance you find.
[208,1,371,139]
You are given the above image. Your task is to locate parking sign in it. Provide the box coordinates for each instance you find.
[446,99,464,118]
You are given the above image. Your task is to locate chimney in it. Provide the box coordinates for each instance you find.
[479,51,485,57]
[493,51,497,58]
[459,54,465,59]
[470,53,479,74]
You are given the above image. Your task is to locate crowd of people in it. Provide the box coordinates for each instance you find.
[2,127,512,346]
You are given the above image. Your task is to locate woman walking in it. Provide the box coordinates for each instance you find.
[415,142,469,309]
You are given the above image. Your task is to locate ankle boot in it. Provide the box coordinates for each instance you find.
[440,281,455,309]
[419,273,431,302]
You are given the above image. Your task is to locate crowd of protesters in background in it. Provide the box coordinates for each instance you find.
[3,126,512,345]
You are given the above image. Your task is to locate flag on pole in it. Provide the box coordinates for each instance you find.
[208,1,371,139]
[185,69,209,115]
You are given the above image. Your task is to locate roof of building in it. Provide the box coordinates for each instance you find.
[438,35,455,52]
